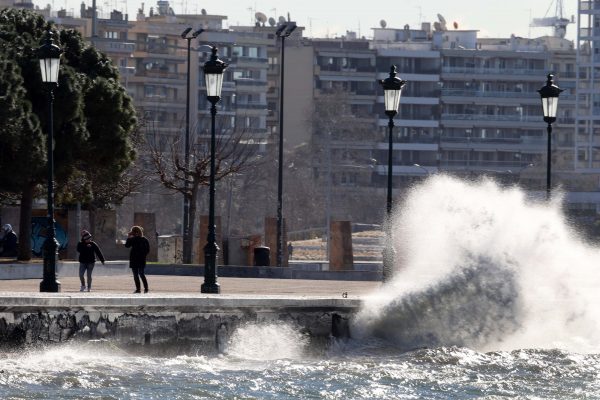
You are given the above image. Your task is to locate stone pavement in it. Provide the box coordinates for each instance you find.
[0,275,381,298]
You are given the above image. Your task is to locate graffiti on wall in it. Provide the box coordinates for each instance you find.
[31,216,68,256]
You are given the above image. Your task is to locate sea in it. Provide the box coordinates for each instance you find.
[2,175,600,399]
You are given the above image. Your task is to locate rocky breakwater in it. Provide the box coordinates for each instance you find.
[0,294,359,351]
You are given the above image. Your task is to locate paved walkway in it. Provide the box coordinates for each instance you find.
[0,275,381,298]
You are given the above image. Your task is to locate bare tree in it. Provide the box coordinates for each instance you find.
[144,114,258,263]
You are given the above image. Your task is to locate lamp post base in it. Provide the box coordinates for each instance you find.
[40,236,61,293]
[201,241,220,294]
[201,282,221,294]
[40,279,61,292]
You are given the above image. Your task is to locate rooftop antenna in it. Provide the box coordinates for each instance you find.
[530,0,570,38]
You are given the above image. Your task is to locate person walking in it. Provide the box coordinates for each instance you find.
[125,225,150,293]
[76,230,105,292]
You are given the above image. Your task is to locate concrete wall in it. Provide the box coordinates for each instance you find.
[0,296,358,348]
[0,261,129,280]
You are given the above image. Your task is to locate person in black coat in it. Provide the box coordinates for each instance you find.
[76,230,105,292]
[125,225,150,293]
[0,224,18,258]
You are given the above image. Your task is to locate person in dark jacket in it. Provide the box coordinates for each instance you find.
[76,230,105,292]
[125,225,150,293]
[0,224,18,258]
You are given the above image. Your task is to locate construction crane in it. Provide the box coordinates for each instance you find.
[530,0,573,38]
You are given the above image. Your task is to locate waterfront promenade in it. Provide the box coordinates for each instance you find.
[0,275,380,297]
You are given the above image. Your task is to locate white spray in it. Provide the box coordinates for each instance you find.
[226,323,309,360]
[354,175,600,352]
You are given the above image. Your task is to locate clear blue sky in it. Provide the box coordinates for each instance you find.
[34,0,578,41]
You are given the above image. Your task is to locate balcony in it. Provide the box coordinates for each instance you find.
[441,66,546,77]
[94,40,135,54]
[440,160,535,170]
[136,69,181,80]
[235,79,268,87]
[231,55,269,64]
[318,64,377,73]
[441,113,541,123]
[236,102,268,110]
[441,88,537,99]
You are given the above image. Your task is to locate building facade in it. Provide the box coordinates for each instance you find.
[4,0,600,234]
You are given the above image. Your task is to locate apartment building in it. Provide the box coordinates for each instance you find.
[302,23,596,226]
[4,0,600,230]
[575,0,600,214]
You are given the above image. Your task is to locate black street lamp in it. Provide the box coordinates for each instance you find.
[275,21,296,268]
[378,65,406,282]
[538,74,562,200]
[201,46,227,294]
[38,31,62,292]
[181,27,204,264]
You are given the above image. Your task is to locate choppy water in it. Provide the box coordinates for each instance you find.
[1,340,600,399]
[3,176,600,399]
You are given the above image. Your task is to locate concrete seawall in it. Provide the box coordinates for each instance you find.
[0,294,360,349]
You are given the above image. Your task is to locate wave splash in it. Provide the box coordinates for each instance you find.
[353,175,600,352]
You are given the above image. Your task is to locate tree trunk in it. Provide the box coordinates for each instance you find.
[88,205,97,237]
[184,184,199,264]
[17,183,34,261]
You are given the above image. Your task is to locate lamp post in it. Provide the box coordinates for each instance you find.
[538,74,562,200]
[38,31,62,292]
[275,21,297,268]
[201,46,227,294]
[181,27,204,264]
[378,65,406,282]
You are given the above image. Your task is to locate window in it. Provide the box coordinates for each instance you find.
[232,46,243,56]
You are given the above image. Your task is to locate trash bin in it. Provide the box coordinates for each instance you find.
[253,246,270,266]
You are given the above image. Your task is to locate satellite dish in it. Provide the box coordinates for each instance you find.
[268,17,276,26]
[453,21,458,29]
[437,14,447,30]
[404,24,410,30]
[278,16,286,24]
[433,21,442,31]
[380,19,387,28]
[201,8,206,15]
[255,11,267,24]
